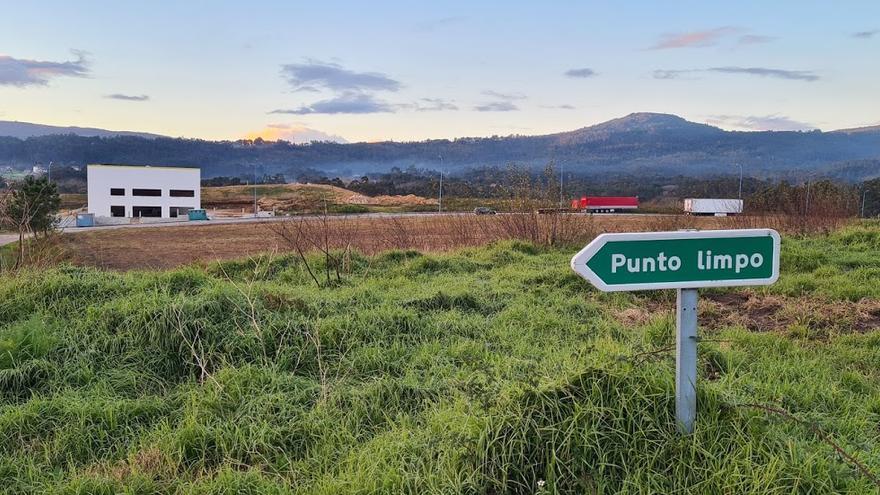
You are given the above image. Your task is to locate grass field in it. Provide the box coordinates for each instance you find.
[0,222,878,493]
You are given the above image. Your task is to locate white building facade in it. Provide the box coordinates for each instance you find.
[87,164,201,218]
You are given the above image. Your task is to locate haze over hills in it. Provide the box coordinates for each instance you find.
[0,113,878,181]
[0,120,165,140]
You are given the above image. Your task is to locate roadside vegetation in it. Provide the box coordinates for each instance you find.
[1,221,878,493]
[0,175,61,270]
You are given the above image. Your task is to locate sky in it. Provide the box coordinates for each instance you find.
[1,1,878,143]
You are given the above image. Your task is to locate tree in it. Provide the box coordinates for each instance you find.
[862,178,880,218]
[3,175,61,241]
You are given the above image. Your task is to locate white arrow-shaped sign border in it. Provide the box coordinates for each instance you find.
[570,228,781,292]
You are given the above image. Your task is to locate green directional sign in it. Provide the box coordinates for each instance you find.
[570,229,780,291]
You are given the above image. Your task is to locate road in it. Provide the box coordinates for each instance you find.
[0,211,677,247]
[0,233,19,247]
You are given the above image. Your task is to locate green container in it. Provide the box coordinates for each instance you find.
[187,209,208,221]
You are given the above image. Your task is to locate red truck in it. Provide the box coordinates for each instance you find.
[571,196,639,213]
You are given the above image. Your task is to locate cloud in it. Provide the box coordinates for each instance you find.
[652,69,697,80]
[650,27,738,49]
[245,123,348,143]
[708,66,819,81]
[706,114,816,131]
[280,60,400,93]
[413,98,458,112]
[416,16,466,31]
[853,29,879,39]
[105,93,149,101]
[481,90,526,100]
[474,101,519,112]
[0,50,90,87]
[270,92,395,115]
[655,67,819,81]
[541,104,576,110]
[738,34,776,44]
[475,90,524,112]
[564,68,597,78]
[291,86,321,93]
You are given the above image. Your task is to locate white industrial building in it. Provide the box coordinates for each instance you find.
[87,164,201,218]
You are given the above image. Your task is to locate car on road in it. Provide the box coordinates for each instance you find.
[473,207,497,215]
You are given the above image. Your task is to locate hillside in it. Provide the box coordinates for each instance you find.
[0,120,164,140]
[1,113,879,180]
[1,225,879,492]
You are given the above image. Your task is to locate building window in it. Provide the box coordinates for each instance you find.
[170,189,195,197]
[132,206,162,217]
[169,206,192,218]
[110,188,125,196]
[110,205,125,217]
[132,188,162,197]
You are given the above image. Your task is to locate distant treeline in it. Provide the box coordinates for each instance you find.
[2,116,880,180]
[201,174,287,187]
[301,165,880,217]
[4,161,878,217]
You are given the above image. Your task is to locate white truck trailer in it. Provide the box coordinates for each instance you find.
[683,198,743,216]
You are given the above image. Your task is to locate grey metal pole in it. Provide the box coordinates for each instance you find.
[805,181,811,215]
[676,288,698,435]
[559,162,564,207]
[862,190,868,218]
[738,163,743,199]
[438,154,443,213]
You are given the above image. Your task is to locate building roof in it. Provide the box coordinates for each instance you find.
[87,163,200,171]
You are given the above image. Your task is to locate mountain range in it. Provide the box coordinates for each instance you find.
[1,113,878,181]
[0,121,164,140]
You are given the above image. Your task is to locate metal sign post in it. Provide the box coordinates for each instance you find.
[570,229,780,435]
[676,288,698,434]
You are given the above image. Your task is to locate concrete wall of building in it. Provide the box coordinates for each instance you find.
[87,164,201,218]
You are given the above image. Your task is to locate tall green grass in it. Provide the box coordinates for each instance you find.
[0,223,878,493]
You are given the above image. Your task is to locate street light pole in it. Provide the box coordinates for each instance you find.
[438,154,443,213]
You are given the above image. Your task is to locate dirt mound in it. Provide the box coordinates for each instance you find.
[203,183,435,211]
[347,194,437,206]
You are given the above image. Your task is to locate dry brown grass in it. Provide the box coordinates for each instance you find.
[59,213,747,270]
[701,292,880,336]
[201,183,434,213]
[617,290,880,337]
[57,212,858,271]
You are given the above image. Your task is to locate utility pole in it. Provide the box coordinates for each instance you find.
[737,163,743,199]
[559,161,564,207]
[253,165,258,217]
[438,154,443,213]
[862,189,869,218]
[805,180,811,216]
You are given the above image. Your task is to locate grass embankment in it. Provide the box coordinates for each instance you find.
[1,223,879,493]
